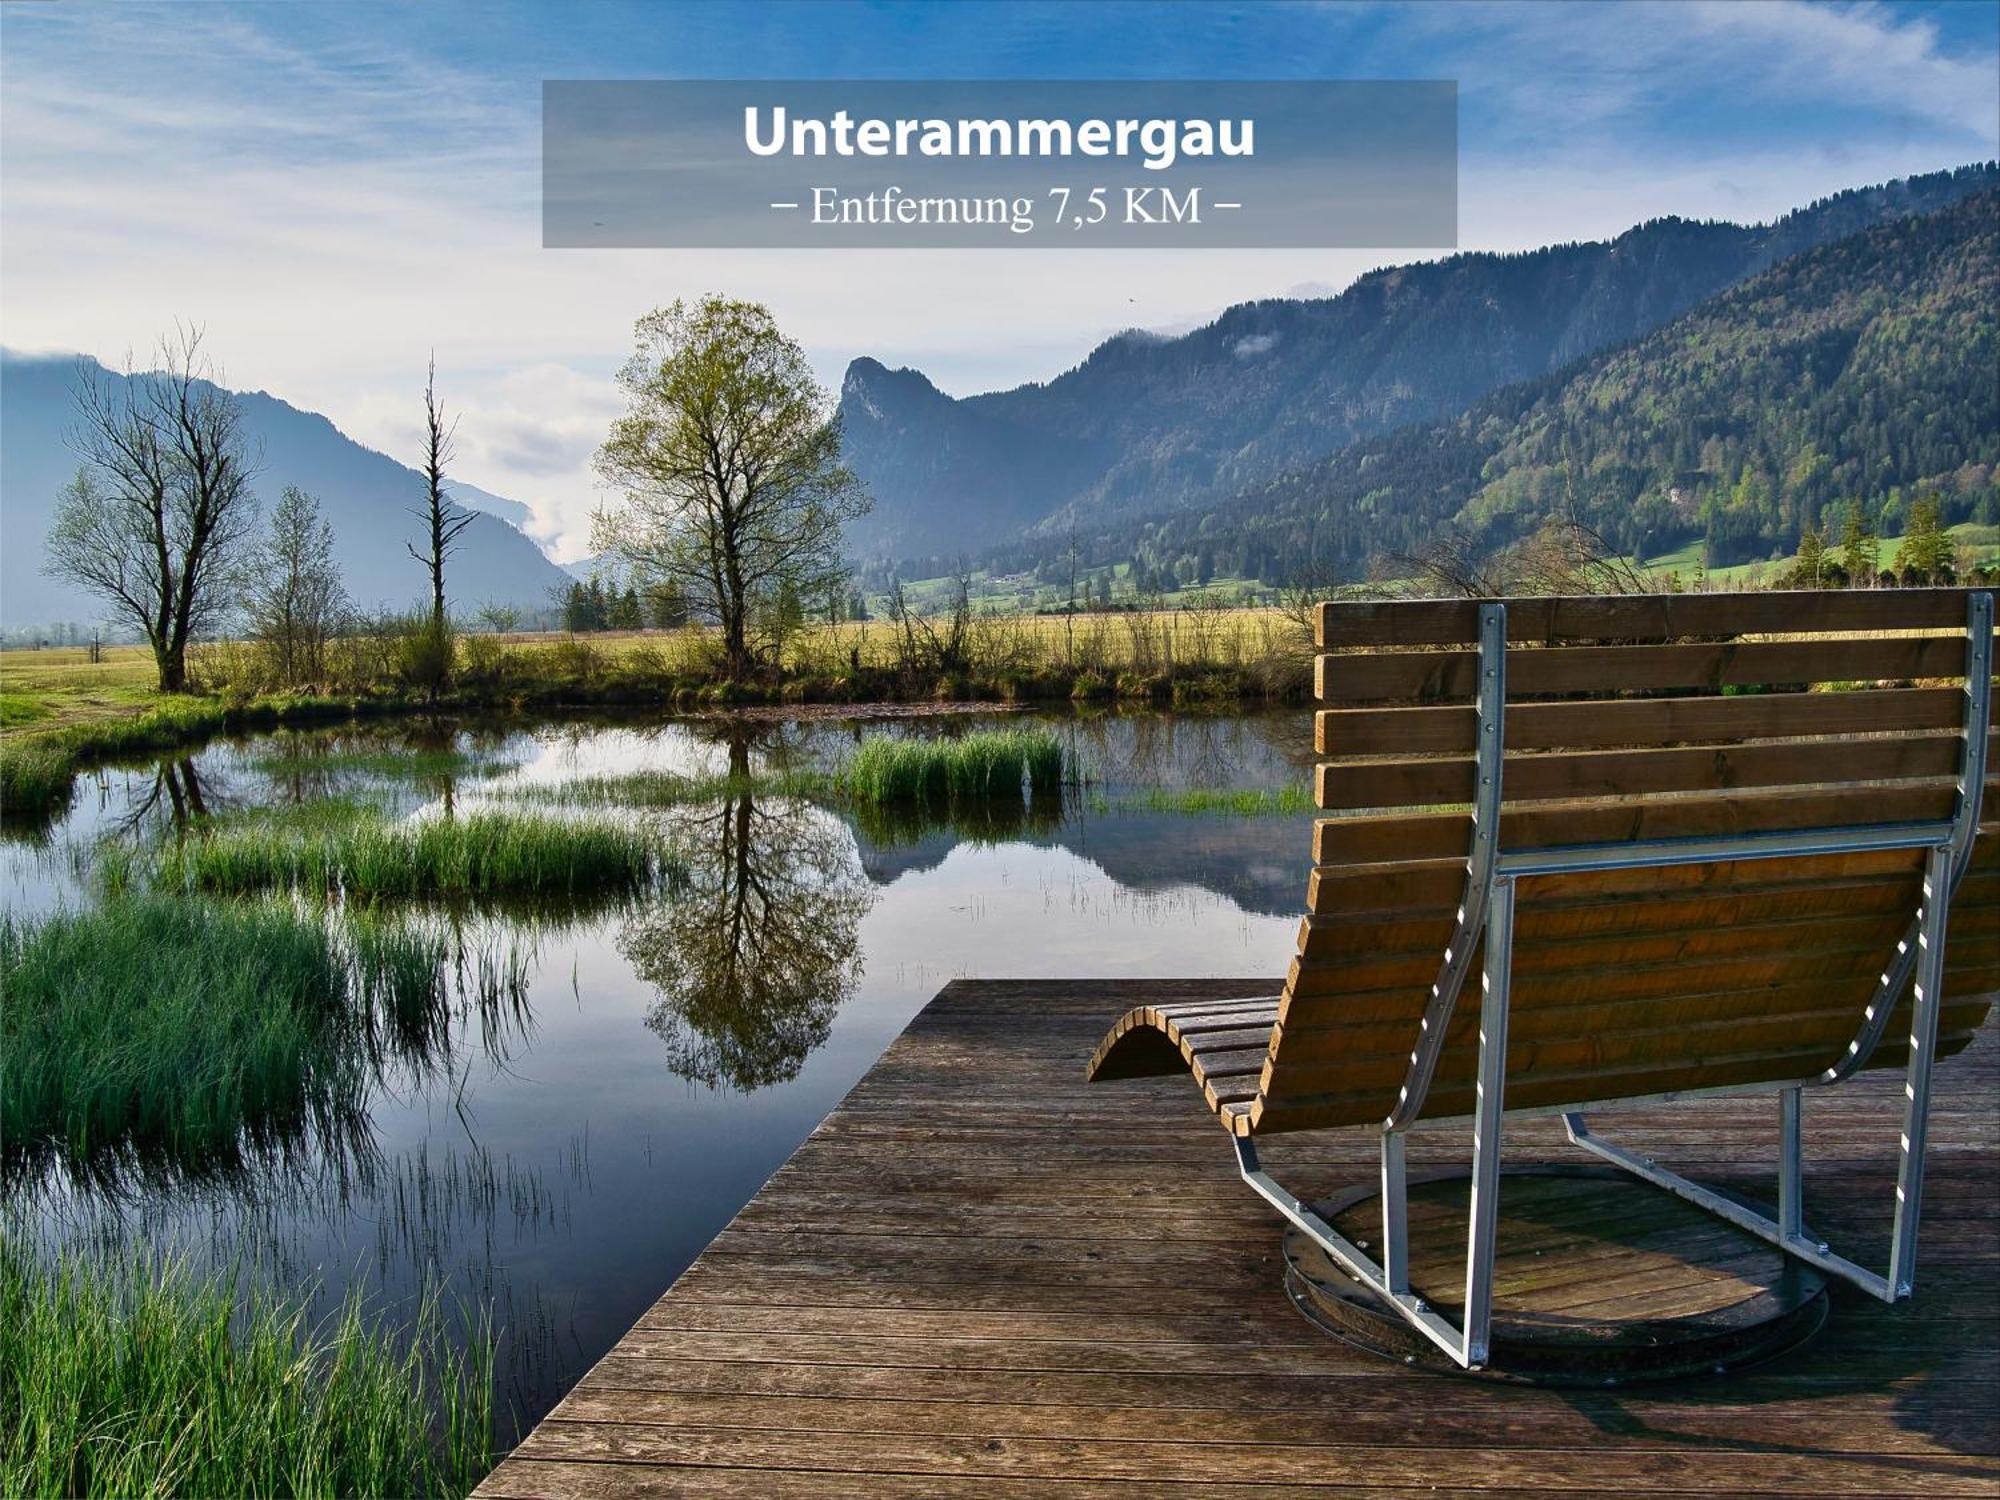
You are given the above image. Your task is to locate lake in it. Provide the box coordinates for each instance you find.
[0,706,1316,1448]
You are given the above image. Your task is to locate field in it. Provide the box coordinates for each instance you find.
[1639,522,2000,588]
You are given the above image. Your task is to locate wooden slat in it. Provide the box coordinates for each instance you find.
[1311,783,1998,869]
[1317,588,1989,648]
[1317,685,1988,757]
[1317,733,1986,811]
[1299,850,2000,948]
[1316,632,1987,704]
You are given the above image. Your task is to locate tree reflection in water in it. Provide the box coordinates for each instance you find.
[621,734,872,1092]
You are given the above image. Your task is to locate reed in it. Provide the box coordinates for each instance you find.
[1115,784,1315,816]
[503,766,837,809]
[1,898,368,1183]
[843,728,1063,806]
[0,1230,493,1499]
[155,809,658,901]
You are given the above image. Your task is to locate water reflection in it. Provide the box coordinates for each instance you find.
[0,706,1317,1443]
[623,734,873,1091]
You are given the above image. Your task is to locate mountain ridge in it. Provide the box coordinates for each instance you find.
[0,352,569,629]
[838,162,2000,566]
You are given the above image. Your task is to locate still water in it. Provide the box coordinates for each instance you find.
[2,708,1314,1446]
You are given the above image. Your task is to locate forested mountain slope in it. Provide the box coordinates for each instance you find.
[842,163,1997,565]
[977,187,2000,588]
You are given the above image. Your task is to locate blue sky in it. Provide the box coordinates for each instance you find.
[4,0,1995,556]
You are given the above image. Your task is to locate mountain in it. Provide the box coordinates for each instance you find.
[0,353,570,628]
[839,163,1999,565]
[993,188,2000,585]
[446,478,539,537]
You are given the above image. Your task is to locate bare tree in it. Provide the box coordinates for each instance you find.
[593,297,869,681]
[408,354,474,633]
[44,328,259,691]
[248,486,349,685]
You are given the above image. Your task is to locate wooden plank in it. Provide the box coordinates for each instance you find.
[475,981,2000,1498]
[1316,685,1989,757]
[1316,633,1988,704]
[1317,732,1981,811]
[1310,785,1999,869]
[1317,588,1990,648]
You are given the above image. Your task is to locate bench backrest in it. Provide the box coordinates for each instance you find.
[1245,587,1999,1136]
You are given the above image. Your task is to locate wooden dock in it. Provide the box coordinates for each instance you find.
[478,979,2000,1497]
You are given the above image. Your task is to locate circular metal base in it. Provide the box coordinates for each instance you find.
[1282,1165,1829,1387]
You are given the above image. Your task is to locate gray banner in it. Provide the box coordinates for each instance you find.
[544,80,1456,249]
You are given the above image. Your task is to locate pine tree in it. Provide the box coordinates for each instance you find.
[1838,502,1879,587]
[1896,495,1955,583]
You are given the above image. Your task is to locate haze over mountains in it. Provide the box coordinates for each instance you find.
[839,163,1999,571]
[0,354,568,629]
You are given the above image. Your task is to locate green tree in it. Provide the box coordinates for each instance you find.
[1786,524,1828,589]
[1838,502,1880,586]
[248,486,349,685]
[593,296,870,681]
[1896,495,1955,583]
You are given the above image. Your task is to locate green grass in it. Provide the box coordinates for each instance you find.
[1,898,370,1184]
[0,1230,493,1499]
[502,766,838,809]
[843,728,1064,806]
[153,808,660,902]
[1110,784,1315,817]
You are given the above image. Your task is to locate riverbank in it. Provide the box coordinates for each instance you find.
[0,623,1311,826]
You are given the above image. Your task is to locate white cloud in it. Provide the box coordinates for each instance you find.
[4,3,1994,560]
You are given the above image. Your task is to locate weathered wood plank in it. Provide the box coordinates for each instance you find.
[1317,589,1989,647]
[474,981,2000,1498]
[1316,632,1989,703]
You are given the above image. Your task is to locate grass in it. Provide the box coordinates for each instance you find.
[152,808,660,902]
[843,728,1064,806]
[1109,784,1316,816]
[1,897,371,1184]
[0,1230,493,1499]
[1640,522,2000,587]
[502,766,838,809]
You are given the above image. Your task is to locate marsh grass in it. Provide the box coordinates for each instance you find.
[1110,785,1316,817]
[503,766,837,810]
[2,898,536,1189]
[0,1230,494,1499]
[843,728,1064,806]
[155,809,659,902]
[1,898,369,1185]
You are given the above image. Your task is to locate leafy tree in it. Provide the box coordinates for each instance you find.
[593,296,869,680]
[248,486,349,685]
[45,329,260,691]
[475,601,521,634]
[1897,494,1955,583]
[1838,502,1880,585]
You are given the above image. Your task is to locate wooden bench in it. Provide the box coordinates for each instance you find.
[1089,587,1997,1370]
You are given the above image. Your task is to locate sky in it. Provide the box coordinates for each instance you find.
[3,0,1996,560]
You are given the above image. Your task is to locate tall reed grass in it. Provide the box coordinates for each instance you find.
[843,728,1063,806]
[1,898,367,1183]
[0,1230,493,1498]
[154,809,659,902]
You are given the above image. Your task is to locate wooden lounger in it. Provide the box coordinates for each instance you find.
[1090,587,1998,1368]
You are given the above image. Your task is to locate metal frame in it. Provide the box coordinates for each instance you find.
[1236,591,1993,1368]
